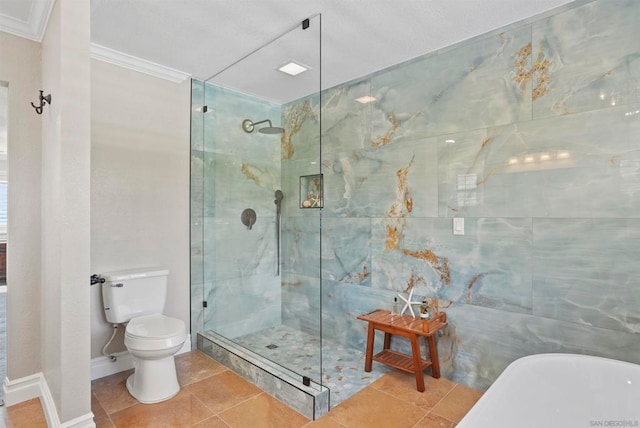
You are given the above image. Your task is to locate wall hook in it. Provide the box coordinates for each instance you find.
[31,90,51,115]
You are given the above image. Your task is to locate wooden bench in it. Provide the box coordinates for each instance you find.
[357,309,447,392]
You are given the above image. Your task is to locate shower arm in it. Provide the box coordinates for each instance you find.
[251,119,273,128]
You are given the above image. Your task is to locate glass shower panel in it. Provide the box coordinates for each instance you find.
[190,79,206,349]
[198,15,322,385]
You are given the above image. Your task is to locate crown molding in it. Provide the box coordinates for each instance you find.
[90,43,191,83]
[0,0,55,42]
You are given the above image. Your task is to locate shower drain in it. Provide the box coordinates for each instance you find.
[265,344,279,349]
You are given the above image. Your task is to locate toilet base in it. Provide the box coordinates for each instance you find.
[126,355,180,404]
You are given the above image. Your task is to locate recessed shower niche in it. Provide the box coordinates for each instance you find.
[299,174,323,208]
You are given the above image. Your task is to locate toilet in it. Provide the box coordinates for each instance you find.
[101,268,186,404]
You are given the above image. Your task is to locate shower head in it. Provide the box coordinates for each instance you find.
[242,119,284,135]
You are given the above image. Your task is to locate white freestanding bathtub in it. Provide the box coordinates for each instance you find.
[458,354,640,428]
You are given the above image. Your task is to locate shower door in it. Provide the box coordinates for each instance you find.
[190,15,322,386]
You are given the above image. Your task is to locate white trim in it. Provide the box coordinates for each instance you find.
[3,372,42,406]
[91,333,192,380]
[90,44,191,83]
[90,352,134,381]
[0,0,55,42]
[2,372,96,427]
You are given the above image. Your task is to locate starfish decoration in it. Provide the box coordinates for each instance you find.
[398,288,422,318]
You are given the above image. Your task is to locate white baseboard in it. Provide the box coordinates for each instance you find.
[91,333,192,380]
[3,373,42,406]
[3,373,96,428]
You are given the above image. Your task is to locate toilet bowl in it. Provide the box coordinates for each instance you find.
[124,314,187,403]
[102,267,188,404]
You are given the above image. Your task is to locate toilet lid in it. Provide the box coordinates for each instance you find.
[126,314,185,339]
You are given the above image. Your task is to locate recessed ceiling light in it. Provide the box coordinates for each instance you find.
[278,61,309,76]
[445,139,456,144]
[355,95,376,104]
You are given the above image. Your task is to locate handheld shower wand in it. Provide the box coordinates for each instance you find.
[274,190,284,276]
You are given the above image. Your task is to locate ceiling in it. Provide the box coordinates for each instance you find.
[1,0,577,103]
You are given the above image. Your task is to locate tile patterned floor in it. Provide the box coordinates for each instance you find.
[233,324,391,406]
[1,350,482,427]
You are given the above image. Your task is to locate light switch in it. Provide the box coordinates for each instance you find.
[453,217,464,235]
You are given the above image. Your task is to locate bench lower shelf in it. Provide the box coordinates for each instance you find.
[373,349,432,373]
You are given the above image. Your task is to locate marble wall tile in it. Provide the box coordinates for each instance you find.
[281,215,321,278]
[437,103,640,218]
[441,304,640,390]
[322,279,397,351]
[281,273,321,335]
[438,130,490,218]
[371,217,533,314]
[481,103,640,218]
[532,0,640,118]
[322,137,437,217]
[320,81,372,157]
[321,217,371,286]
[206,215,277,282]
[204,274,281,339]
[370,26,532,139]
[281,93,321,162]
[533,218,640,334]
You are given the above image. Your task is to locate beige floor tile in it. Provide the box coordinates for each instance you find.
[303,414,346,427]
[185,370,262,414]
[218,393,309,428]
[109,389,214,427]
[176,350,228,387]
[192,415,231,427]
[370,371,456,410]
[4,398,47,428]
[430,384,482,423]
[91,369,138,414]
[92,392,108,418]
[94,414,116,428]
[327,386,427,428]
[414,412,456,428]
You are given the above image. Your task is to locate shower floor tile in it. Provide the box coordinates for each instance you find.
[232,324,390,407]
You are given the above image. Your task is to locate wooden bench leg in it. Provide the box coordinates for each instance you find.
[383,332,391,350]
[427,335,440,378]
[364,322,375,372]
[410,334,425,392]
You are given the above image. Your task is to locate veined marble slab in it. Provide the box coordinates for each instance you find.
[439,102,640,218]
[370,217,533,315]
[533,218,640,334]
[440,304,640,390]
[532,0,640,118]
[321,217,371,286]
[281,272,322,336]
[370,25,532,139]
[281,215,321,278]
[204,273,281,339]
[322,137,437,217]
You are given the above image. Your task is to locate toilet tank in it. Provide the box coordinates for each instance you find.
[101,267,169,324]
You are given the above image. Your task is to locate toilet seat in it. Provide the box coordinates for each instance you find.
[125,314,186,351]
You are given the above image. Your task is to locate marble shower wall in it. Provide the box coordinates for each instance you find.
[280,94,323,336]
[191,82,283,341]
[281,0,640,391]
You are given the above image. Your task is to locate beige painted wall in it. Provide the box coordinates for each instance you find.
[90,60,191,358]
[40,0,92,422]
[0,30,42,382]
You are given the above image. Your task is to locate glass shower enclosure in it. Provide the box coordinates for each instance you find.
[190,15,325,417]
